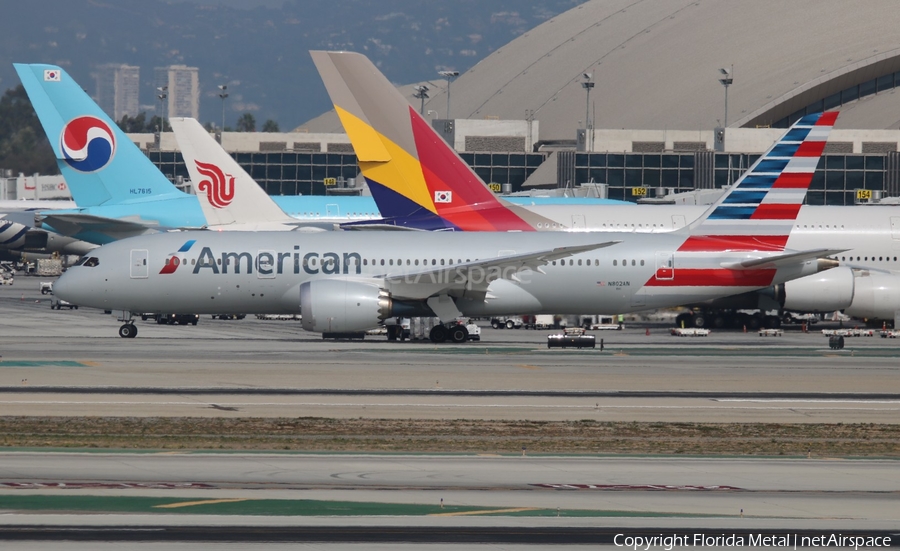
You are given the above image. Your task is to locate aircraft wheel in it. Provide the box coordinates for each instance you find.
[692,314,707,328]
[118,324,137,339]
[449,325,468,343]
[429,325,448,343]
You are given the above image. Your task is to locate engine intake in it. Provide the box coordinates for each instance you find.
[300,279,392,333]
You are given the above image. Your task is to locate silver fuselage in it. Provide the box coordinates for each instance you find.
[55,230,822,319]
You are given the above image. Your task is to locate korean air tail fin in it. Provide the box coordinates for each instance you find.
[682,111,838,252]
[169,117,294,227]
[310,50,553,231]
[13,64,185,208]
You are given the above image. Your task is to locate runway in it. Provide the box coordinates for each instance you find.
[0,391,897,422]
[1,453,898,532]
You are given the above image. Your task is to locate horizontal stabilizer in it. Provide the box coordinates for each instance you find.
[39,213,162,242]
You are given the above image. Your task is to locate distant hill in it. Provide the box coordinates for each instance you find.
[0,0,582,130]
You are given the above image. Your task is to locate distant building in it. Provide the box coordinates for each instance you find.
[94,64,140,122]
[154,65,199,119]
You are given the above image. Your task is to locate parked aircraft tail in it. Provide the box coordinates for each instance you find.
[310,50,554,232]
[13,64,185,208]
[683,111,838,251]
[169,117,296,228]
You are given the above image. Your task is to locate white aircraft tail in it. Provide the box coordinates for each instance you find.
[169,118,294,227]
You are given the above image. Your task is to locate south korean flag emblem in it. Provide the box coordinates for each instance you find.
[434,190,452,203]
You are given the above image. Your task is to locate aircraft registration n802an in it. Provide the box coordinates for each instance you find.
[54,112,842,341]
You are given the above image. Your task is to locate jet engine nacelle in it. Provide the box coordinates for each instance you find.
[300,279,392,333]
[779,266,855,312]
[843,271,900,321]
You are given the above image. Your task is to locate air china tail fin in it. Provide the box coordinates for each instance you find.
[310,50,553,232]
[683,111,838,251]
[13,64,185,208]
[169,117,295,227]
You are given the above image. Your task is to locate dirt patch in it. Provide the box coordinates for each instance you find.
[1,417,897,456]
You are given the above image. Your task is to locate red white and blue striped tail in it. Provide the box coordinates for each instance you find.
[682,111,838,253]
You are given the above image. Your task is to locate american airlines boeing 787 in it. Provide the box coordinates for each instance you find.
[54,113,840,340]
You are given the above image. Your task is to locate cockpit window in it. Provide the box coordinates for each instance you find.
[81,257,100,267]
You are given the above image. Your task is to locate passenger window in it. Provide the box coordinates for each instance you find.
[640,259,645,266]
[578,259,582,266]
[613,260,617,266]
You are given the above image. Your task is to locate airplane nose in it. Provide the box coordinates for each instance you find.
[52,272,74,300]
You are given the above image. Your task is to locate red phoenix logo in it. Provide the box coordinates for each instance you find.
[195,160,235,209]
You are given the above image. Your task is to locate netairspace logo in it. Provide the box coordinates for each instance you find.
[613,533,891,551]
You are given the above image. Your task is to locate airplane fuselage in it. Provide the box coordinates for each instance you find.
[55,230,823,320]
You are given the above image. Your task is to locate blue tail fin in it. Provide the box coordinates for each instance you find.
[14,64,185,207]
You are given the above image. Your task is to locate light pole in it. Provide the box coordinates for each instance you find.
[156,85,168,131]
[438,70,458,118]
[218,84,228,131]
[581,73,594,150]
[718,66,733,128]
[412,85,429,115]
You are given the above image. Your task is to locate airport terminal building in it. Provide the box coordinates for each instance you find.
[138,0,900,204]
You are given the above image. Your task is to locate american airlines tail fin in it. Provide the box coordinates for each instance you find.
[683,111,838,251]
[13,64,185,208]
[169,117,294,228]
[310,50,553,232]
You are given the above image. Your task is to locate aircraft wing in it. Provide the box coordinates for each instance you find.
[340,220,431,232]
[38,213,162,242]
[381,241,620,300]
[722,248,845,270]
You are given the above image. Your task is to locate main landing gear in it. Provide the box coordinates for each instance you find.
[118,322,138,338]
[428,323,468,343]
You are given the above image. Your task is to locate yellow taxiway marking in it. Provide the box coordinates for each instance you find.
[431,507,539,517]
[154,498,248,509]
[516,364,540,370]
